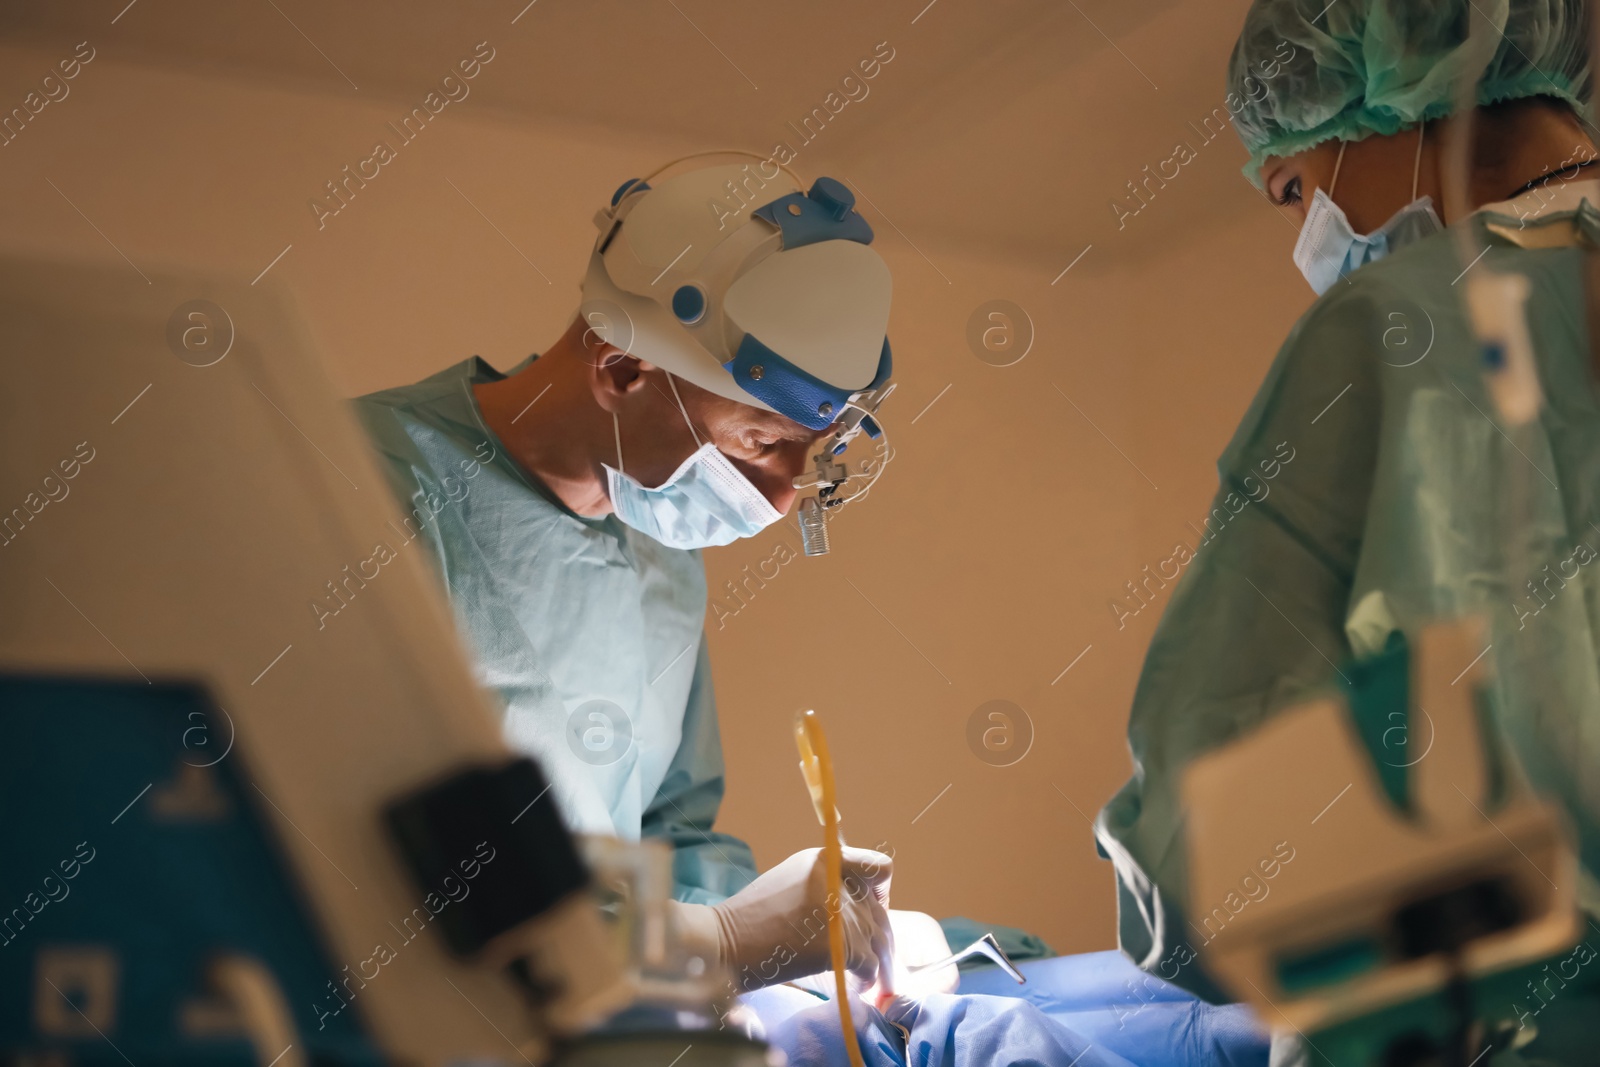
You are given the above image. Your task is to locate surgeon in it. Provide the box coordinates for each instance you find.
[355,157,933,996]
[1095,0,1600,1039]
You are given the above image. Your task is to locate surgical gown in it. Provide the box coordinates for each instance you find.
[354,357,756,903]
[1095,181,1600,1011]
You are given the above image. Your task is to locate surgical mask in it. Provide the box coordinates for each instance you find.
[603,374,782,550]
[1293,127,1442,295]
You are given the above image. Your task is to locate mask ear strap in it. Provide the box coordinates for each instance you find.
[1412,123,1425,202]
[1329,140,1349,199]
[664,373,703,448]
[612,412,625,474]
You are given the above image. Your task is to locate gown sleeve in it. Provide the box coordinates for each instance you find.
[641,639,759,904]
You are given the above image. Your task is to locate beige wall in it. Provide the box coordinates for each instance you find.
[0,20,1309,955]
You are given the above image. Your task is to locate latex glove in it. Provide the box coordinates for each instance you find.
[673,847,893,992]
[784,910,958,1005]
[867,910,957,1003]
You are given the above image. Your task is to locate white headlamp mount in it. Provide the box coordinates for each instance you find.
[579,153,897,556]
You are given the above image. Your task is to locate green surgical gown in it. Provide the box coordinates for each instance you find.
[1096,182,1600,1004]
[354,357,756,904]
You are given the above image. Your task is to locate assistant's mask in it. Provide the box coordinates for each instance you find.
[604,374,782,550]
[1293,127,1442,295]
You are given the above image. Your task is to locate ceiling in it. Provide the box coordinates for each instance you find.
[0,0,1266,269]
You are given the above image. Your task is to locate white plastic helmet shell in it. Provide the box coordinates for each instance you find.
[579,163,891,422]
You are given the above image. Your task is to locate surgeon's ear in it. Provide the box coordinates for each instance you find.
[589,351,650,413]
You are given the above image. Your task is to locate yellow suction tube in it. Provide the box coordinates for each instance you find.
[794,708,867,1067]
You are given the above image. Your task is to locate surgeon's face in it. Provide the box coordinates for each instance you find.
[1262,126,1439,234]
[671,375,827,515]
[601,351,826,515]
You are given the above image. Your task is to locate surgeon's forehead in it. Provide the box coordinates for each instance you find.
[1260,154,1296,181]
[681,374,825,440]
[746,405,825,441]
[1265,141,1340,175]
[707,394,823,440]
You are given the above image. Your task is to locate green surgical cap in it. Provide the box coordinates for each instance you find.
[1228,0,1592,186]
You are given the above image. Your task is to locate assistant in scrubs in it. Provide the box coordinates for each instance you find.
[1095,0,1600,1039]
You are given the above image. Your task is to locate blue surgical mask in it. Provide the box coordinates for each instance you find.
[604,375,782,550]
[1293,132,1442,295]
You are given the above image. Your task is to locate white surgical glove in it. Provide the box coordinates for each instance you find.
[674,847,893,992]
[869,910,957,1002]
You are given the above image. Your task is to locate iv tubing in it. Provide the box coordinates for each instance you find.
[795,709,867,1067]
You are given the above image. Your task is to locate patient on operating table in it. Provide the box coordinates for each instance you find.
[734,943,1268,1067]
[694,851,1266,1066]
